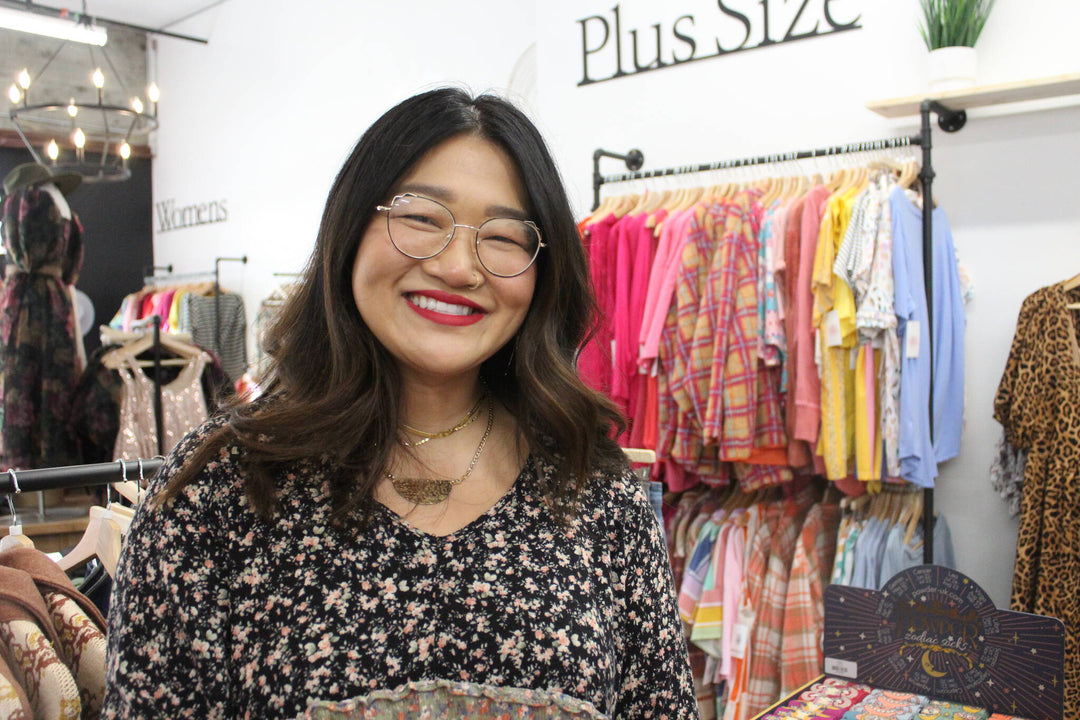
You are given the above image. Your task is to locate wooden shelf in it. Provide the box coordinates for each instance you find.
[867,73,1080,118]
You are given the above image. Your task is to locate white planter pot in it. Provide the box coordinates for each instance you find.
[928,46,978,93]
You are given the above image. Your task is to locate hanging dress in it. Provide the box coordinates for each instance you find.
[113,354,209,460]
[0,186,84,470]
[993,283,1080,719]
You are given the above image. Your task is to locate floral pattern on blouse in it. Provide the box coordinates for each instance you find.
[103,418,698,720]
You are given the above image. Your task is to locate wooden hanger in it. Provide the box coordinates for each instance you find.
[57,505,121,573]
[902,491,924,547]
[1,517,33,550]
[102,328,206,370]
[1,490,33,550]
[622,447,656,465]
[897,161,920,190]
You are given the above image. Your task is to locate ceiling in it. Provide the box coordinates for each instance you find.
[9,1,229,43]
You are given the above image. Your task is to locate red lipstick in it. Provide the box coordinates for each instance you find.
[406,291,485,326]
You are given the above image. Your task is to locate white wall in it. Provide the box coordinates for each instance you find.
[151,0,1080,609]
[151,0,537,320]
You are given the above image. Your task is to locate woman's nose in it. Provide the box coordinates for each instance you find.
[421,225,481,287]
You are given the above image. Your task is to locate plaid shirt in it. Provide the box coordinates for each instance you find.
[740,489,816,718]
[668,201,731,477]
[702,192,761,460]
[780,501,841,696]
[725,500,781,720]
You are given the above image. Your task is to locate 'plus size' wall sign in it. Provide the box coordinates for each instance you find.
[577,1,861,86]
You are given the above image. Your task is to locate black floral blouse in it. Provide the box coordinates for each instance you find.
[103,419,698,720]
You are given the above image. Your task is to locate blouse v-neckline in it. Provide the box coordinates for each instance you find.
[373,456,533,543]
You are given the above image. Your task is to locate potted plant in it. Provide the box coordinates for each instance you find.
[918,0,997,92]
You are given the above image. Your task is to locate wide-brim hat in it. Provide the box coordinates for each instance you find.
[2,162,81,199]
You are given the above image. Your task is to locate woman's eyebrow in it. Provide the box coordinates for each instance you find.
[396,182,454,203]
[396,182,529,220]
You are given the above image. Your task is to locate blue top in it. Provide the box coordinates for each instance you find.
[878,515,955,586]
[890,188,966,487]
[850,517,888,590]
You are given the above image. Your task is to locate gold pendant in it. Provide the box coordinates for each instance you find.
[390,476,454,505]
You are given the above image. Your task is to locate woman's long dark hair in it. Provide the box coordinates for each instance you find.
[157,87,625,523]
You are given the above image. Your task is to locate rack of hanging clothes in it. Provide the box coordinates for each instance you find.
[66,318,218,466]
[0,456,163,720]
[589,101,969,573]
[110,260,249,383]
[249,271,300,386]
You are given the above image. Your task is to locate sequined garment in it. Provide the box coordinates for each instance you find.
[113,355,208,460]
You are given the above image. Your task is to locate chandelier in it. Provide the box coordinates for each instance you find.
[6,14,159,183]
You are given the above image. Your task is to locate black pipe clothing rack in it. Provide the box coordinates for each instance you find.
[1,458,165,495]
[143,256,248,365]
[591,100,967,565]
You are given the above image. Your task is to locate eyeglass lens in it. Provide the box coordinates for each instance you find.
[385,195,541,277]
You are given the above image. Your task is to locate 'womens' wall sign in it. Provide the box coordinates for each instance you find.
[155,197,229,233]
[577,1,861,86]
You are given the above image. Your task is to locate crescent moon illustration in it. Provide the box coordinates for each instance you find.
[921,650,947,678]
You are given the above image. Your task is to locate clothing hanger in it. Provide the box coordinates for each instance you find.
[586,192,620,224]
[102,324,207,370]
[57,462,134,575]
[112,458,152,505]
[1,478,34,551]
[903,492,925,547]
[622,447,656,465]
[898,161,920,190]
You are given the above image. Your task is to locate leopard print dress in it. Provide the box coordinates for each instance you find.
[994,283,1079,717]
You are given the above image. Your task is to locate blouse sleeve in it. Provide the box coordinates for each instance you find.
[993,291,1044,451]
[609,472,699,719]
[103,426,237,719]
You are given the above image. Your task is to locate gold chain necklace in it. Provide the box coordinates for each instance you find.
[387,396,495,505]
[399,393,485,447]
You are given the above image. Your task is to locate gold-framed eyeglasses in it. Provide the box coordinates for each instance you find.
[376,193,545,278]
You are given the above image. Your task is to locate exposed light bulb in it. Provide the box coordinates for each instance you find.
[147,82,160,103]
[92,68,104,89]
[72,128,86,148]
[7,84,20,104]
[17,69,31,90]
[119,142,131,159]
[67,98,78,117]
[131,97,144,114]
[46,140,59,160]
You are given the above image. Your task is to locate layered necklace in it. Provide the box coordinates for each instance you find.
[398,393,485,447]
[387,395,495,505]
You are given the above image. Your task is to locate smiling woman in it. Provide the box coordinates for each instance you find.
[102,88,699,719]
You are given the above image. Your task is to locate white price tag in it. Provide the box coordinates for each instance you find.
[814,330,822,368]
[730,606,755,659]
[8,523,22,536]
[824,656,859,678]
[824,310,843,347]
[905,320,921,359]
[849,347,858,371]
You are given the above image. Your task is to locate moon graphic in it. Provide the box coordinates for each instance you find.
[921,650,947,678]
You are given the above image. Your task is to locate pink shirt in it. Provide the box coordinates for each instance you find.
[577,214,619,395]
[638,210,695,370]
[792,186,831,444]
